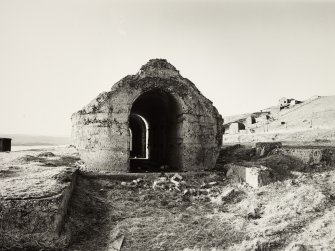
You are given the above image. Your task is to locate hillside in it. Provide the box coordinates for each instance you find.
[223,95,335,143]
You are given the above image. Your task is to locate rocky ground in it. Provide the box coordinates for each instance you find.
[1,146,335,250]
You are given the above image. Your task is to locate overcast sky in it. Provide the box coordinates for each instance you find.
[1,0,335,136]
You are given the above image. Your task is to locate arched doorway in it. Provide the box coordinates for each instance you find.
[129,114,149,159]
[129,89,182,172]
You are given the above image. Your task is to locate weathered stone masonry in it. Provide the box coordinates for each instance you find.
[72,59,223,172]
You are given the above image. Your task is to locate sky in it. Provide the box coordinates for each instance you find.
[0,0,335,137]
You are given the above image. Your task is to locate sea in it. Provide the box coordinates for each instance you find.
[11,145,67,152]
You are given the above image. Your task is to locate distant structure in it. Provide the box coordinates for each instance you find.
[229,122,245,134]
[0,138,12,152]
[72,59,223,172]
[222,95,334,137]
[279,97,301,110]
[256,113,270,124]
[245,115,256,125]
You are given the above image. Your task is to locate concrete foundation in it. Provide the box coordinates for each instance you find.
[0,166,78,249]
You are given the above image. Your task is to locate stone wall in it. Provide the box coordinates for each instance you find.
[72,59,223,172]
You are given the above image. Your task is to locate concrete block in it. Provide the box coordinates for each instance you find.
[0,166,78,249]
[226,163,272,188]
[245,166,271,188]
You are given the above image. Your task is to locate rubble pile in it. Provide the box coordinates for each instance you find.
[118,173,245,207]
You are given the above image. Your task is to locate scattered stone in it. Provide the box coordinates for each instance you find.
[132,178,143,185]
[74,160,86,169]
[170,178,180,189]
[120,178,143,188]
[152,177,168,190]
[169,173,183,189]
[171,173,183,181]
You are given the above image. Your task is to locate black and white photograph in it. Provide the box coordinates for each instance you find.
[1,0,335,250]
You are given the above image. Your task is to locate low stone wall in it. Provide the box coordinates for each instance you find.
[279,146,335,166]
[254,142,335,166]
[0,167,78,249]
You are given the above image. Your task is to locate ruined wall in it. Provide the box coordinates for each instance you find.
[72,59,223,172]
[280,146,335,166]
[229,122,245,134]
[255,143,335,166]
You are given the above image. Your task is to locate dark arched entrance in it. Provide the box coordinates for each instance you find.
[129,89,182,172]
[129,114,148,159]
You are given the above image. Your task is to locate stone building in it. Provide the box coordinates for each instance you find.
[256,113,270,124]
[71,59,223,172]
[279,97,289,107]
[279,97,301,109]
[229,122,245,134]
[245,116,256,125]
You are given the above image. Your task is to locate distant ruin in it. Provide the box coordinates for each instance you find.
[279,97,302,110]
[72,59,223,172]
[223,96,306,135]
